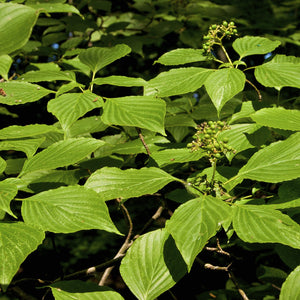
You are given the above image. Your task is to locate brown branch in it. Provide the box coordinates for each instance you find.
[205,239,230,257]
[228,271,249,300]
[98,201,133,286]
[136,127,151,155]
[246,79,262,101]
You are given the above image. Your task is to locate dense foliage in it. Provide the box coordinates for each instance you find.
[0,1,300,299]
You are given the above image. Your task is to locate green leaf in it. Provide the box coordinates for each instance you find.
[0,157,6,173]
[50,281,124,300]
[204,68,245,113]
[0,55,13,80]
[0,222,45,289]
[165,115,196,128]
[151,148,206,167]
[21,186,121,234]
[0,181,17,218]
[0,82,53,105]
[0,124,61,139]
[79,45,131,74]
[165,196,232,270]
[120,229,187,300]
[69,116,108,137]
[102,96,166,135]
[233,36,281,59]
[56,81,84,97]
[48,92,103,131]
[27,3,81,16]
[279,265,300,300]
[155,48,207,65]
[85,167,178,201]
[251,107,300,131]
[0,137,45,158]
[20,138,104,175]
[233,205,300,249]
[93,76,146,87]
[18,70,76,82]
[0,3,38,55]
[254,60,300,89]
[144,67,213,97]
[227,132,300,184]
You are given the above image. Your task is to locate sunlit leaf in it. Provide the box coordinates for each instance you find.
[279,265,300,300]
[18,70,76,82]
[0,55,13,81]
[0,181,17,218]
[93,76,146,87]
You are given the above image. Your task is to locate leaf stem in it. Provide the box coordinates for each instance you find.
[246,79,262,101]
[136,127,151,155]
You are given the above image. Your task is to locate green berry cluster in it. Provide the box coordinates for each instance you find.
[187,121,235,162]
[202,21,238,52]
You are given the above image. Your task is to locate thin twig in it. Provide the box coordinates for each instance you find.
[133,205,164,240]
[246,79,262,101]
[98,201,133,286]
[136,127,151,155]
[228,271,249,300]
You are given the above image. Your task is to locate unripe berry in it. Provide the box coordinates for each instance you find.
[222,21,228,27]
[229,21,235,26]
[211,24,217,30]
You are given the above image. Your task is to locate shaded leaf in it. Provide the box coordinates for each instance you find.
[165,115,196,127]
[20,138,104,175]
[102,96,166,135]
[69,116,108,137]
[0,55,13,81]
[0,222,44,289]
[21,186,121,234]
[85,167,178,201]
[28,3,81,16]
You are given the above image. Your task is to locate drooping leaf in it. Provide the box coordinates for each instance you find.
[47,92,103,131]
[279,265,300,300]
[0,3,38,55]
[151,148,206,167]
[20,138,104,175]
[0,222,45,289]
[233,36,281,59]
[232,205,300,249]
[0,137,45,158]
[101,96,166,135]
[254,59,300,89]
[144,67,213,97]
[0,181,17,218]
[204,68,245,113]
[166,196,232,270]
[79,45,131,74]
[251,107,300,131]
[0,82,53,105]
[56,81,84,96]
[93,76,146,87]
[120,229,187,300]
[85,167,178,201]
[0,55,13,81]
[18,70,76,82]
[155,48,207,65]
[21,186,121,234]
[27,3,81,16]
[0,124,61,139]
[50,280,124,300]
[226,132,300,184]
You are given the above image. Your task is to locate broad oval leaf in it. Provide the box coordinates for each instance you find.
[204,68,245,113]
[155,48,207,65]
[48,92,103,131]
[79,45,131,73]
[0,181,17,218]
[255,61,300,89]
[101,96,166,135]
[85,167,178,201]
[144,67,213,97]
[0,3,38,55]
[120,229,187,300]
[228,132,300,184]
[93,76,146,87]
[51,281,124,300]
[0,55,13,81]
[18,70,76,82]
[0,82,53,105]
[0,222,45,289]
[165,196,232,270]
[233,36,281,59]
[279,265,300,300]
[233,205,300,249]
[20,138,104,175]
[251,107,300,131]
[21,186,121,234]
[0,124,61,140]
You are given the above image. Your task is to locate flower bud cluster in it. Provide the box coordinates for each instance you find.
[187,121,235,163]
[202,21,238,52]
